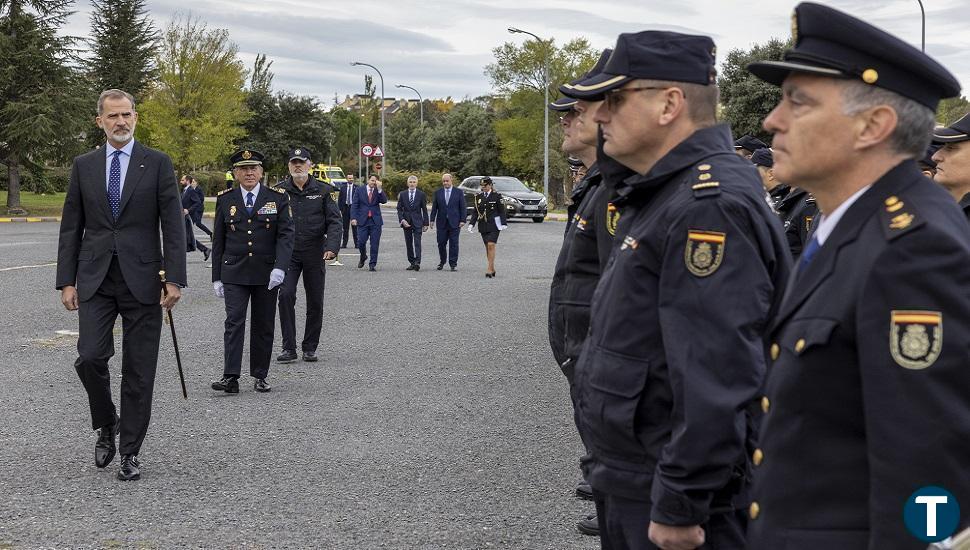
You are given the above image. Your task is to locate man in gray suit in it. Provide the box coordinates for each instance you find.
[56,89,186,482]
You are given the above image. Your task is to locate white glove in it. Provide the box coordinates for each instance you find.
[213,281,224,298]
[268,268,285,290]
[466,224,474,233]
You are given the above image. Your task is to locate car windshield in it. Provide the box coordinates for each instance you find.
[488,177,530,193]
[326,170,344,180]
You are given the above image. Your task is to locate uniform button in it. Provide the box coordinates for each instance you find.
[753,448,764,466]
[749,502,760,520]
[761,396,770,414]
[248,241,252,246]
[795,338,806,353]
[770,343,780,361]
[247,230,252,234]
[248,219,252,224]
[248,252,253,257]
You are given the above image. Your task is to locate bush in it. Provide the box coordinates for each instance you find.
[380,169,448,200]
[190,170,233,197]
[0,165,71,193]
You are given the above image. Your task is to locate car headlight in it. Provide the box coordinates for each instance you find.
[538,197,548,206]
[502,196,519,205]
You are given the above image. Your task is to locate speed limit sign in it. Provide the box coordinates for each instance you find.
[361,144,375,157]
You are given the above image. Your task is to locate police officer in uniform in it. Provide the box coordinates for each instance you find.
[274,147,342,364]
[567,31,791,549]
[752,148,819,260]
[466,176,507,278]
[211,149,294,393]
[734,135,768,159]
[548,48,625,538]
[932,113,970,222]
[746,4,970,548]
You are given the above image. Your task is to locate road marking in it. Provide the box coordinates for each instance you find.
[0,262,56,272]
[0,241,45,247]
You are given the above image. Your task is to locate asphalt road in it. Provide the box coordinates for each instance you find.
[0,214,599,549]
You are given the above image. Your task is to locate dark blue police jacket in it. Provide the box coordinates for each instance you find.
[574,124,791,526]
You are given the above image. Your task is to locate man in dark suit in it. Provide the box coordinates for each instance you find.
[210,149,294,394]
[338,173,358,248]
[396,175,429,270]
[56,89,186,482]
[746,4,970,548]
[349,174,386,271]
[429,173,466,271]
[181,174,210,261]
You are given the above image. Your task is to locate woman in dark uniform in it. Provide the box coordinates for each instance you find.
[467,176,508,278]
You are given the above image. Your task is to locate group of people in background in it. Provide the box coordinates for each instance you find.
[546,3,970,549]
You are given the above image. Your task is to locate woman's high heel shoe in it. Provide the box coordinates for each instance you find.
[485,272,495,278]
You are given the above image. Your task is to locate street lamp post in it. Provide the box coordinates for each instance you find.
[357,113,363,179]
[508,26,549,200]
[351,61,385,177]
[395,84,423,126]
[916,0,925,52]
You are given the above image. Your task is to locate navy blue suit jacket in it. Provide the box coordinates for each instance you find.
[430,187,467,229]
[337,181,355,208]
[397,189,429,228]
[350,185,386,225]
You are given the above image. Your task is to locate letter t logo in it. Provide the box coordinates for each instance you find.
[915,496,948,537]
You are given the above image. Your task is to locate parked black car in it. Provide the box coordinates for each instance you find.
[458,176,548,222]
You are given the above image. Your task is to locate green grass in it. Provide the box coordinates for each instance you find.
[1,191,66,217]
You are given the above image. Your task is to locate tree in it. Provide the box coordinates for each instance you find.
[138,15,248,173]
[425,101,502,177]
[937,96,970,126]
[718,38,791,143]
[0,0,88,214]
[86,0,159,98]
[485,38,597,207]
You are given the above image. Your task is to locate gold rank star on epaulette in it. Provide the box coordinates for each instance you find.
[217,187,233,196]
[879,195,923,240]
[692,163,721,198]
[272,186,285,194]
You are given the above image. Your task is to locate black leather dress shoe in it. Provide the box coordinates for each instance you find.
[276,349,297,363]
[436,263,443,270]
[254,378,271,392]
[117,454,140,481]
[450,266,457,271]
[203,249,211,262]
[369,266,376,272]
[576,480,594,500]
[406,264,415,271]
[211,376,239,393]
[413,264,420,271]
[577,513,599,536]
[358,253,367,268]
[302,351,318,362]
[94,415,119,468]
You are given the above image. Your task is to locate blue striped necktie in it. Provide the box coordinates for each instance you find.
[798,236,821,274]
[108,150,122,220]
[246,192,254,215]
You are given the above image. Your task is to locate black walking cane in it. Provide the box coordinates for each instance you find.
[159,270,188,400]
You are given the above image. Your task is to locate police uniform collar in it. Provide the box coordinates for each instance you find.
[620,124,735,193]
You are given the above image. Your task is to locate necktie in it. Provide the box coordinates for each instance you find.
[346,184,352,205]
[798,236,821,274]
[409,190,414,205]
[108,150,122,220]
[445,189,450,204]
[246,191,255,215]
[368,188,373,203]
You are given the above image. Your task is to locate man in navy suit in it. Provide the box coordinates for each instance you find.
[338,173,358,248]
[180,174,210,261]
[350,174,386,271]
[429,173,466,271]
[396,175,429,270]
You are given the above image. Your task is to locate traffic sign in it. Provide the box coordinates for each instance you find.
[361,144,375,157]
[372,146,384,158]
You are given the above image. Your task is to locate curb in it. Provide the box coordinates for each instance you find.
[0,217,61,223]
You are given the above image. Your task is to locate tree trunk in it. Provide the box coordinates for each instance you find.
[549,175,566,211]
[5,153,27,216]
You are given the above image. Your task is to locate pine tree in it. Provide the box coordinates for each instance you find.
[86,0,159,97]
[0,0,87,214]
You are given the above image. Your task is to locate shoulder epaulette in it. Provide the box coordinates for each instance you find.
[691,162,721,198]
[271,186,286,194]
[217,188,232,197]
[879,195,924,241]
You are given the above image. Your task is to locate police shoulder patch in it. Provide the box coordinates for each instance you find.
[890,310,942,369]
[685,229,726,277]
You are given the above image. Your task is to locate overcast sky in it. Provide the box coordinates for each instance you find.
[64,0,970,106]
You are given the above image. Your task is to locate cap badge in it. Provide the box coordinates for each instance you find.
[295,149,302,155]
[242,150,252,160]
[862,69,879,84]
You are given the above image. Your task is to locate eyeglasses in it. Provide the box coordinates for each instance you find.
[558,110,578,123]
[603,86,671,112]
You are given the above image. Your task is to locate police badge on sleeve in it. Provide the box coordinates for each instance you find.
[890,310,942,369]
[685,230,725,277]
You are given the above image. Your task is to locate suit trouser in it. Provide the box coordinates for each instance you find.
[278,253,325,353]
[75,256,161,456]
[437,225,460,267]
[190,212,212,237]
[357,222,381,267]
[340,205,357,247]
[593,492,745,550]
[185,217,208,254]
[403,226,422,265]
[223,283,278,379]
